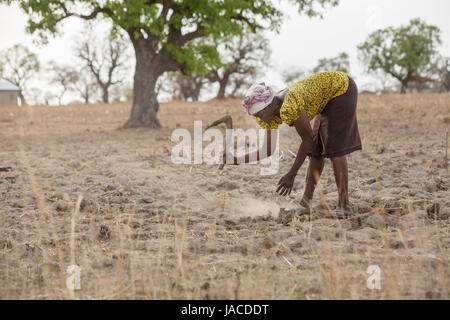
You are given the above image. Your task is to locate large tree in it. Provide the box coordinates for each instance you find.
[312,52,350,74]
[0,44,40,105]
[3,0,338,127]
[358,18,441,93]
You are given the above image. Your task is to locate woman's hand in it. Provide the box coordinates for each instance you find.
[276,172,296,196]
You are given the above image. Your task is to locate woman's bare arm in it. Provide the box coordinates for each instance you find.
[225,130,277,165]
[287,110,314,174]
[276,110,314,195]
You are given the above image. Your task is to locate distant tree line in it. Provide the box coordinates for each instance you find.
[0,28,133,106]
[1,0,340,127]
[0,12,449,110]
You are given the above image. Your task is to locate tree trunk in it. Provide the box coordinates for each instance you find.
[102,87,109,104]
[18,91,27,106]
[123,39,175,128]
[400,80,408,94]
[192,85,201,101]
[216,73,230,100]
[123,36,180,128]
[123,41,161,128]
[417,82,423,93]
[123,68,160,128]
[445,82,450,93]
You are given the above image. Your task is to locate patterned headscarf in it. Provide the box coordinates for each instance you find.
[242,82,275,115]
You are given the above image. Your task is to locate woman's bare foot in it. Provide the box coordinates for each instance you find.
[334,202,353,219]
[298,198,312,216]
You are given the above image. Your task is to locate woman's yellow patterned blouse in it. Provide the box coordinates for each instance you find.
[255,71,349,130]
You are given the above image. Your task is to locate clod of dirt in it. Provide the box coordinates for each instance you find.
[129,218,143,229]
[206,240,225,254]
[68,161,82,170]
[425,181,438,193]
[50,191,70,201]
[390,234,416,249]
[54,200,69,212]
[376,146,386,154]
[262,236,276,249]
[104,184,116,191]
[140,197,154,204]
[346,230,371,244]
[223,181,239,190]
[283,236,304,251]
[309,228,323,241]
[272,229,298,241]
[79,194,94,212]
[365,213,384,229]
[103,257,115,267]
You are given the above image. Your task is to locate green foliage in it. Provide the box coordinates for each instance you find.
[312,52,350,74]
[357,18,441,83]
[166,40,222,75]
[290,0,339,17]
[1,0,339,74]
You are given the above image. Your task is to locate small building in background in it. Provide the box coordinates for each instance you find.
[0,81,21,106]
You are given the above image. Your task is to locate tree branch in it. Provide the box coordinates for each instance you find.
[232,13,262,33]
[176,26,206,46]
[56,2,115,24]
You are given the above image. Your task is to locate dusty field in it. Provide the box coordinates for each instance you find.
[0,94,449,299]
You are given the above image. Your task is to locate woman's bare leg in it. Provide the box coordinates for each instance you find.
[330,155,353,215]
[300,155,325,208]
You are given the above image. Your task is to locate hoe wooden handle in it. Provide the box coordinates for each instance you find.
[205,113,233,170]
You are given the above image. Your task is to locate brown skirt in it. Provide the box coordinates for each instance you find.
[308,76,362,158]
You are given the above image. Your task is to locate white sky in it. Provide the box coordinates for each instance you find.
[1,0,449,103]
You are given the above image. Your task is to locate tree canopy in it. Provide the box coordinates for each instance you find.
[2,0,339,127]
[5,0,337,75]
[358,18,441,93]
